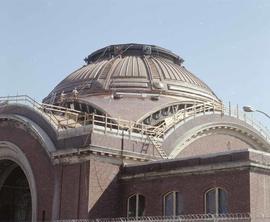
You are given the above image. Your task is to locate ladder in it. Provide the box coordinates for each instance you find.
[146,102,221,159]
[148,135,168,159]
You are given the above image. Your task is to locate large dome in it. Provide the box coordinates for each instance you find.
[43,44,221,124]
[44,44,219,102]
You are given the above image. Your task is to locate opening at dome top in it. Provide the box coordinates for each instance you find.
[84,43,184,65]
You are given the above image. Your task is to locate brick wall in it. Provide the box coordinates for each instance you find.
[178,134,250,158]
[0,119,55,221]
[250,171,270,217]
[120,170,250,216]
[59,161,89,219]
[88,159,121,218]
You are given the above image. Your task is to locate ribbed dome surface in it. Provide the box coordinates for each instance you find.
[44,44,219,104]
[63,56,209,89]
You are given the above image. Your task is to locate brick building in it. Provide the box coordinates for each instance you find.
[0,44,269,221]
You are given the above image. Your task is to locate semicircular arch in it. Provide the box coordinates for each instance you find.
[169,122,270,158]
[0,114,56,155]
[0,141,37,221]
[137,101,199,125]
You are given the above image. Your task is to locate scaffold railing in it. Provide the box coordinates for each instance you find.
[0,95,84,130]
[0,95,220,135]
[0,95,222,159]
[0,95,269,158]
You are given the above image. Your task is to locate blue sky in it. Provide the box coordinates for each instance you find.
[0,0,270,123]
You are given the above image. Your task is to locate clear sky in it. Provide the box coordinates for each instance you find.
[0,0,270,123]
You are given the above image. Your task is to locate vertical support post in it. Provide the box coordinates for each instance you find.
[105,114,107,134]
[236,104,239,119]
[184,104,186,122]
[110,118,112,131]
[92,113,95,132]
[193,102,196,118]
[229,101,231,116]
[117,117,120,135]
[66,111,68,126]
[244,112,247,122]
[75,113,79,126]
[129,121,132,139]
[84,113,87,126]
[141,123,144,139]
[220,102,223,116]
[152,140,155,156]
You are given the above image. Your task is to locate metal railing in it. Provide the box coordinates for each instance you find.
[43,213,252,222]
[14,214,270,222]
[223,104,270,142]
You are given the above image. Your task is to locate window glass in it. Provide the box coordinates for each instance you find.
[128,194,145,218]
[138,195,145,216]
[164,192,174,216]
[206,189,216,214]
[218,189,228,214]
[128,195,136,217]
[205,188,228,214]
[164,192,183,216]
[175,192,183,215]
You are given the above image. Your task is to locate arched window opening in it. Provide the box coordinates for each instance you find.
[205,188,228,214]
[141,103,198,127]
[127,194,145,218]
[163,191,183,216]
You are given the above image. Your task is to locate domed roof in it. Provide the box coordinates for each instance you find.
[43,44,220,105]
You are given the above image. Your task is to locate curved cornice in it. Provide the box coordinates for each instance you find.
[0,114,56,156]
[0,104,58,143]
[163,114,270,158]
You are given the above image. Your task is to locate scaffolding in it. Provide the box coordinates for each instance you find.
[0,95,269,159]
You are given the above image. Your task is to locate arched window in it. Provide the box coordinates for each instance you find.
[163,191,183,216]
[205,188,228,214]
[127,194,145,218]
